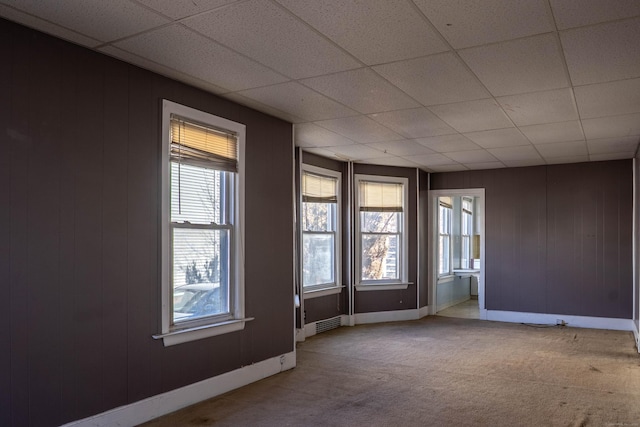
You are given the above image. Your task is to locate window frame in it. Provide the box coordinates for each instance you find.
[438,200,453,277]
[155,100,248,346]
[354,174,409,290]
[461,197,473,269]
[300,164,342,297]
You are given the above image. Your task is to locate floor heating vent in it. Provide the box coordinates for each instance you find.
[316,316,341,334]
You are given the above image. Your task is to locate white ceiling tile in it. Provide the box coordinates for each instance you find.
[360,157,420,168]
[560,17,640,86]
[373,53,491,106]
[100,45,228,93]
[444,150,498,164]
[465,161,506,170]
[550,0,640,30]
[414,0,554,49]
[302,147,341,159]
[410,153,458,166]
[518,121,584,144]
[574,78,640,118]
[366,140,435,157]
[426,164,469,172]
[2,0,169,42]
[459,33,570,96]
[115,25,288,91]
[223,92,305,123]
[535,140,588,158]
[236,82,358,121]
[315,116,404,144]
[134,0,237,19]
[301,68,420,114]
[463,128,530,149]
[324,144,386,161]
[184,0,361,79]
[545,155,590,165]
[429,99,513,133]
[414,134,480,153]
[276,0,448,65]
[294,123,356,148]
[589,152,635,161]
[0,4,102,47]
[488,145,542,162]
[581,113,640,140]
[496,88,578,126]
[368,108,456,139]
[587,136,640,155]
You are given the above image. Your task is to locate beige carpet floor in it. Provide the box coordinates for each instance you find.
[142,316,640,427]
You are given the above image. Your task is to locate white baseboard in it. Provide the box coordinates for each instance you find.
[486,310,635,331]
[436,295,470,313]
[418,305,431,319]
[354,309,420,324]
[62,351,296,427]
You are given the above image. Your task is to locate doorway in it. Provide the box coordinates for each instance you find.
[429,189,486,320]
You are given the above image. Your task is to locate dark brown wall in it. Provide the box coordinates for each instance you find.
[431,161,633,319]
[1,19,293,427]
[418,169,429,308]
[299,151,348,323]
[353,164,418,313]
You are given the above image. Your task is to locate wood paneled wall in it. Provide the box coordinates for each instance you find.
[431,161,633,318]
[0,19,293,427]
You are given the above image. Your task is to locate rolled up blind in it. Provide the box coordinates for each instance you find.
[359,181,403,212]
[170,115,238,172]
[302,172,338,203]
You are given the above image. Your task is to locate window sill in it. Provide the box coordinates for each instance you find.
[355,283,411,291]
[304,285,344,299]
[437,275,455,283]
[153,317,254,347]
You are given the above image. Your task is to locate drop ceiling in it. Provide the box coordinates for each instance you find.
[2,0,639,171]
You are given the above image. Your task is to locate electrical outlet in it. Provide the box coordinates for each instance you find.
[556,319,567,326]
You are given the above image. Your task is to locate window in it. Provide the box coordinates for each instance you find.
[438,197,452,276]
[355,175,408,286]
[461,198,473,269]
[301,166,341,292]
[156,100,247,346]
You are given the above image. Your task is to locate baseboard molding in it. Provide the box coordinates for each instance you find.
[354,309,419,324]
[62,351,296,427]
[418,305,430,319]
[486,310,635,331]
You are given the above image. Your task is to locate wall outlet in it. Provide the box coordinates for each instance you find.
[556,319,567,326]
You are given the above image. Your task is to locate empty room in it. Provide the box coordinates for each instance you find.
[1,1,640,426]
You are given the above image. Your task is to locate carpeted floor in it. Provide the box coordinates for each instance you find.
[142,316,640,426]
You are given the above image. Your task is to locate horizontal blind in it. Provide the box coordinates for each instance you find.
[359,181,403,212]
[171,115,238,172]
[302,172,338,203]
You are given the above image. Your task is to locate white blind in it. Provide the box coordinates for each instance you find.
[359,181,403,212]
[302,172,338,203]
[170,115,238,172]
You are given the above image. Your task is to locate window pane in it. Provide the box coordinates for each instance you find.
[361,211,398,233]
[302,202,336,232]
[172,228,230,322]
[361,234,399,280]
[171,162,225,225]
[303,233,335,287]
[461,235,470,269]
[438,235,450,275]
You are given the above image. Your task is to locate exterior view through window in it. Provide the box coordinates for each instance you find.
[356,176,407,284]
[438,197,452,276]
[301,168,340,290]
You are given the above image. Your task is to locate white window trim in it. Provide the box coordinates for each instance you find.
[354,174,409,289]
[155,99,249,347]
[301,164,342,297]
[438,202,453,278]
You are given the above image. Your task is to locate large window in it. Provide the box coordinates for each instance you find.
[355,175,408,285]
[438,197,452,276]
[157,100,246,346]
[461,197,473,269]
[301,166,341,292]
